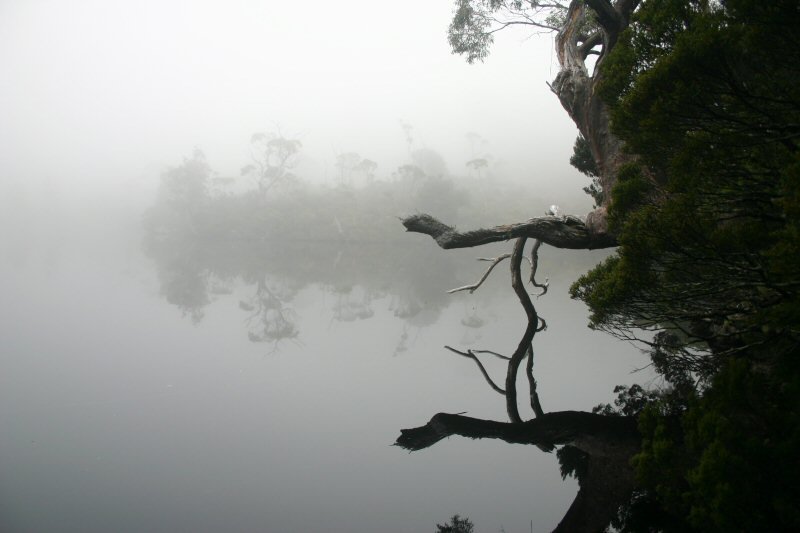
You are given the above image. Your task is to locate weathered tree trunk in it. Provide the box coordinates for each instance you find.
[553,0,639,237]
[553,454,637,533]
[402,213,617,250]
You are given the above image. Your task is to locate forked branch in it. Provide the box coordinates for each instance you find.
[445,345,506,395]
[448,254,511,294]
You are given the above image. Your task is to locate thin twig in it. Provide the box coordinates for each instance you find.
[445,345,506,395]
[471,349,511,361]
[448,253,511,294]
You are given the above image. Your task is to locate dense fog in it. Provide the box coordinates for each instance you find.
[0,1,651,532]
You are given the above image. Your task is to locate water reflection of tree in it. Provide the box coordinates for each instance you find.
[150,241,211,324]
[143,145,601,349]
[240,277,298,347]
[330,285,375,322]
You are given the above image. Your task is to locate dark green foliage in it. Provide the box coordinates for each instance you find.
[570,134,604,207]
[556,445,588,482]
[568,2,800,529]
[634,358,800,531]
[573,0,800,376]
[610,489,693,533]
[436,514,474,533]
[592,384,662,417]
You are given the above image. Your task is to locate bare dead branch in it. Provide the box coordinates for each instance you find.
[525,345,546,418]
[447,253,511,294]
[472,349,511,361]
[445,346,506,395]
[529,239,549,296]
[505,238,538,423]
[402,213,616,250]
[394,411,639,453]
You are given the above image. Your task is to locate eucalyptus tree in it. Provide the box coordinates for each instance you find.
[241,132,302,199]
[395,1,800,531]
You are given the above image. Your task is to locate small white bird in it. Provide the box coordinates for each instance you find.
[546,204,561,217]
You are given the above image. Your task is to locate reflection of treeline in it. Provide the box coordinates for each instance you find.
[142,148,553,246]
[141,147,601,342]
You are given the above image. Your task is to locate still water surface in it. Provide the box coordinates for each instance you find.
[0,230,649,532]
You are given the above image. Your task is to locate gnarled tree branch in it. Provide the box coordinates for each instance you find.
[394,411,639,456]
[402,213,616,250]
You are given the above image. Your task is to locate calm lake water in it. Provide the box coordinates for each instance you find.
[0,224,650,532]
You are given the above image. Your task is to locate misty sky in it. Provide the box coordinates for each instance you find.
[0,0,584,208]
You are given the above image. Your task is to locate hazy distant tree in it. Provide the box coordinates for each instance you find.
[241,132,301,198]
[144,149,212,238]
[157,149,210,211]
[400,120,415,155]
[465,157,489,178]
[465,132,492,178]
[354,158,377,184]
[393,163,425,184]
[334,152,362,187]
[436,514,474,533]
[412,148,448,178]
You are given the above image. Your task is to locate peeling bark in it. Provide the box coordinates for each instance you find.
[552,0,639,235]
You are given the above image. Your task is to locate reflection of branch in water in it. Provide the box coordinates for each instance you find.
[393,325,410,356]
[448,254,511,294]
[445,345,506,395]
[438,238,550,436]
[240,278,299,347]
[528,239,549,297]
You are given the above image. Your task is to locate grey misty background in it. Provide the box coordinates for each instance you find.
[0,1,650,532]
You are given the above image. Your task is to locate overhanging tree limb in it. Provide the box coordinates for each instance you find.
[394,411,639,455]
[401,213,617,250]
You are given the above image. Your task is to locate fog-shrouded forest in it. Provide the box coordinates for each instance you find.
[3,1,797,532]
